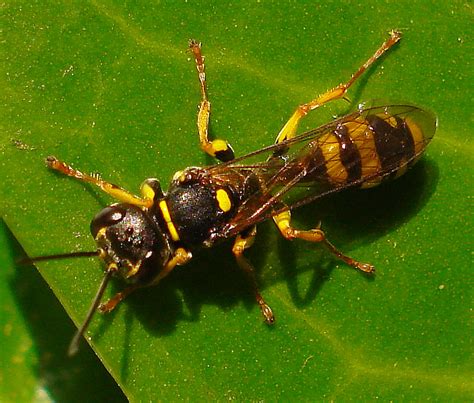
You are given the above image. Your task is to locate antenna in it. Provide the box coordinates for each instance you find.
[18,249,111,355]
[68,269,113,356]
[19,251,99,265]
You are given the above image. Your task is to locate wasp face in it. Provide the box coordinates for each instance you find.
[90,203,172,285]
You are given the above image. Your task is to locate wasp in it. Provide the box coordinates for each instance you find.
[31,31,436,355]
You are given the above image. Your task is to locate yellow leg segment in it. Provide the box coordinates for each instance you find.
[98,283,140,313]
[152,247,192,285]
[275,30,401,144]
[46,156,154,208]
[273,210,375,273]
[98,248,192,313]
[189,40,234,161]
[232,227,275,324]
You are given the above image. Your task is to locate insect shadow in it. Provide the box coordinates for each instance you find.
[89,235,269,380]
[277,157,439,307]
[92,156,439,369]
[94,234,268,335]
[8,158,439,384]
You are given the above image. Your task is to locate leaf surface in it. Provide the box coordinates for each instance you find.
[2,2,472,400]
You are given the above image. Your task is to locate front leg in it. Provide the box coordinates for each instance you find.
[46,156,154,208]
[189,40,235,162]
[98,247,192,313]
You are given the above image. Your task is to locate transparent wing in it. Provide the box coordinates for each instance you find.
[208,104,436,238]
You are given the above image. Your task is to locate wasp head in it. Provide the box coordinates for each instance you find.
[90,203,172,285]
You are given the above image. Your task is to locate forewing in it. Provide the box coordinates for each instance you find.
[210,104,436,238]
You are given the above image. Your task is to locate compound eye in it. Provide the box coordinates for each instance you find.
[90,204,127,237]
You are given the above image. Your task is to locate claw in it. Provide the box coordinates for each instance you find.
[357,262,375,274]
[260,302,275,325]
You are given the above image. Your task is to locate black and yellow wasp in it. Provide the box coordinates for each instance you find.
[33,31,436,354]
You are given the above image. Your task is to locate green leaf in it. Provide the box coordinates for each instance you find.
[2,1,472,400]
[0,221,126,402]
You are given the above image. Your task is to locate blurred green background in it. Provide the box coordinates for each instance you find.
[1,1,472,401]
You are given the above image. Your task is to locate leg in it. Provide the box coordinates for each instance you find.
[273,210,375,273]
[189,39,235,161]
[98,283,140,313]
[46,156,153,208]
[232,226,275,324]
[275,30,401,144]
[99,247,192,313]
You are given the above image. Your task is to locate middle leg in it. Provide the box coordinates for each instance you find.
[232,226,275,324]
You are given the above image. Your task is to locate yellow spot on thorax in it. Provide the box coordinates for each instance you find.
[216,188,232,212]
[140,181,155,200]
[159,200,180,241]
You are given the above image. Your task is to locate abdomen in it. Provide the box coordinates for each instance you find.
[305,105,436,188]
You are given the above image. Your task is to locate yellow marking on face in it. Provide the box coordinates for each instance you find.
[125,260,142,278]
[216,188,232,212]
[159,200,180,241]
[98,248,107,259]
[107,262,118,272]
[95,227,107,241]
